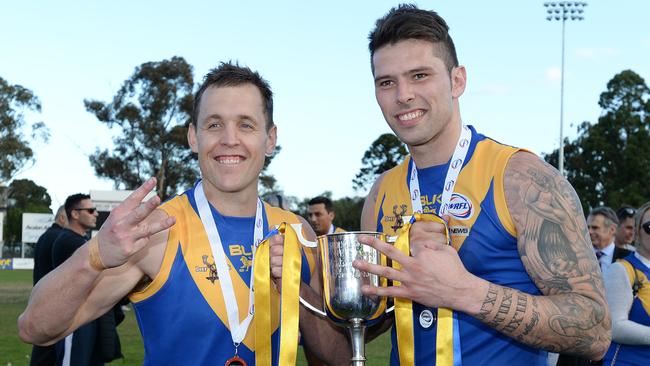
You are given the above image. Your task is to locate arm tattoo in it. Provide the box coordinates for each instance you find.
[475,153,611,359]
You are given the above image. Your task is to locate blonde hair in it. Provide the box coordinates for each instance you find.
[634,201,650,245]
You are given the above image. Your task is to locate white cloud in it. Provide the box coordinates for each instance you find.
[546,67,562,82]
[575,47,618,59]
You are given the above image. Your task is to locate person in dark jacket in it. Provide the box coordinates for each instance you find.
[51,194,123,366]
[30,205,67,366]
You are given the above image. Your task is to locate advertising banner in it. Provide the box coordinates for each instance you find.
[22,213,54,244]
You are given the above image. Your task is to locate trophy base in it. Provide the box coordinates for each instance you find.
[349,318,367,366]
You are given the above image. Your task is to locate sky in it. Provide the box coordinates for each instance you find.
[2,0,649,211]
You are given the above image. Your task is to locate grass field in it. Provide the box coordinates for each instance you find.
[0,269,391,365]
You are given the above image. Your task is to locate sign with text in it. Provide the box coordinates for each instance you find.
[22,213,54,243]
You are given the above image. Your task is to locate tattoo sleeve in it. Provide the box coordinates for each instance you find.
[474,152,611,359]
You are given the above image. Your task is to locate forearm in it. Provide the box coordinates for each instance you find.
[612,320,650,345]
[472,281,610,360]
[605,263,650,345]
[298,283,351,365]
[18,243,100,345]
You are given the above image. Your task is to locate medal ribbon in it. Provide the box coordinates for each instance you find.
[398,125,471,366]
[194,181,262,352]
[253,223,303,366]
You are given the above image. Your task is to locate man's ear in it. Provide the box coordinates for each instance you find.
[265,124,277,156]
[188,123,198,153]
[451,66,467,99]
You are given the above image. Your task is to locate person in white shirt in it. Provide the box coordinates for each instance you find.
[602,201,650,365]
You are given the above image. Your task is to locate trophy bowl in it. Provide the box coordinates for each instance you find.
[318,231,388,365]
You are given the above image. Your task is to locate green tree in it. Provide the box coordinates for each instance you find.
[84,56,197,199]
[353,133,408,193]
[544,70,650,212]
[3,179,51,244]
[331,196,364,231]
[0,77,48,185]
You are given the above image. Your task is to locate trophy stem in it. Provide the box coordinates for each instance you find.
[348,318,366,366]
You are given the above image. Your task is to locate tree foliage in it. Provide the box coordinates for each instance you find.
[353,133,408,193]
[84,56,198,199]
[3,179,51,244]
[259,145,282,196]
[0,77,48,185]
[544,70,650,212]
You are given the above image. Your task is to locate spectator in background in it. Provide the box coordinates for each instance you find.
[307,196,345,236]
[617,205,637,252]
[603,201,650,365]
[30,205,67,366]
[51,194,123,366]
[588,206,631,272]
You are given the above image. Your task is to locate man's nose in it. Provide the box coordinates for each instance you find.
[396,82,415,105]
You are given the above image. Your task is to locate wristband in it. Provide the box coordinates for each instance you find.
[88,237,107,271]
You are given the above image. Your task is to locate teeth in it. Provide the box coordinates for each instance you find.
[398,110,423,121]
[217,156,241,164]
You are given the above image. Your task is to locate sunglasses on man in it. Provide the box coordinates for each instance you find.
[74,207,97,214]
[617,207,636,220]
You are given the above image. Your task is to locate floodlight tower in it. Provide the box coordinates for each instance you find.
[544,1,587,176]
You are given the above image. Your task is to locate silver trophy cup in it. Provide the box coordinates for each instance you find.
[318,232,388,366]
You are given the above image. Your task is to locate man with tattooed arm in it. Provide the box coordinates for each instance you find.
[353,4,611,365]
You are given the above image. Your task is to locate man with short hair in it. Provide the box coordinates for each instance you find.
[307,196,345,236]
[30,205,67,366]
[19,62,348,365]
[588,206,631,272]
[354,4,610,364]
[615,205,636,251]
[50,194,120,366]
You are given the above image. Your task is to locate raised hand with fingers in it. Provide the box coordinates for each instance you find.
[353,218,485,313]
[94,177,176,269]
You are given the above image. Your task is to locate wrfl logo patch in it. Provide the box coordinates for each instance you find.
[447,193,474,220]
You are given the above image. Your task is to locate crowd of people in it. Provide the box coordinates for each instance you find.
[16,3,650,366]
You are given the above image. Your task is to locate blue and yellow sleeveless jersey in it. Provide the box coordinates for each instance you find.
[128,185,317,365]
[604,255,650,365]
[373,125,547,365]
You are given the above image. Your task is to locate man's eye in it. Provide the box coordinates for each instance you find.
[413,73,427,80]
[378,80,394,87]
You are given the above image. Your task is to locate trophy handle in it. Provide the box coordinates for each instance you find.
[289,223,317,248]
[299,296,327,317]
[282,224,326,316]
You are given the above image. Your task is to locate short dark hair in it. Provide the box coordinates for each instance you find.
[308,196,334,212]
[64,193,91,220]
[589,206,619,228]
[616,205,636,222]
[192,61,274,131]
[368,4,459,74]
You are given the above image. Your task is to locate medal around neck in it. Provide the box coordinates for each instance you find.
[224,354,246,366]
